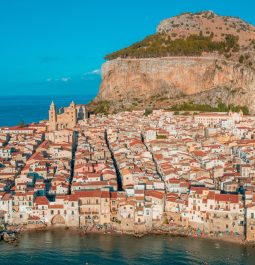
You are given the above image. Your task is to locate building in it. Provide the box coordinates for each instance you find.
[194,111,243,127]
[187,187,244,236]
[48,101,86,131]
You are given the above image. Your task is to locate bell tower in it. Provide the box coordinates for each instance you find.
[49,101,57,131]
[69,101,77,127]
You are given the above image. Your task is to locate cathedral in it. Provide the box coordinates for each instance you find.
[48,101,86,131]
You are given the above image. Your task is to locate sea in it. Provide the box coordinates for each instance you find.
[0,230,254,265]
[0,95,95,127]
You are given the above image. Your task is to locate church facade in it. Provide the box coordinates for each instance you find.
[48,101,86,131]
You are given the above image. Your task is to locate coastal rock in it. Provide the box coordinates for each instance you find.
[91,11,255,114]
[95,57,255,113]
[2,232,18,244]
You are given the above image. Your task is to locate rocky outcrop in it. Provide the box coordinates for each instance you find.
[0,231,19,244]
[95,57,255,113]
[91,11,255,114]
[157,11,255,45]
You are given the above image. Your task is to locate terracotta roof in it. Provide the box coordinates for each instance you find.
[145,190,164,200]
[74,190,110,198]
[48,204,64,209]
[190,186,209,195]
[34,196,49,205]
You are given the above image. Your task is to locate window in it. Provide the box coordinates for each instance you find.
[251,213,254,219]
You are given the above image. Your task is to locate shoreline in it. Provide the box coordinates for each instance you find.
[8,224,250,246]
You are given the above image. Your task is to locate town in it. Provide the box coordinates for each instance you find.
[1,101,255,242]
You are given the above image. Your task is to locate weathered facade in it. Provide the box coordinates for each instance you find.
[48,101,86,131]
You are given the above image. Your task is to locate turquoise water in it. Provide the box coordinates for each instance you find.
[0,95,94,127]
[0,230,254,264]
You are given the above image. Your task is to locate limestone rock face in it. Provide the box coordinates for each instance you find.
[95,57,255,113]
[92,11,255,113]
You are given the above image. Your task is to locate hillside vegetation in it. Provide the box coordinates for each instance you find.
[170,102,249,115]
[105,33,239,60]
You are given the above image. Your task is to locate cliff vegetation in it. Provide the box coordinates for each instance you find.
[105,33,240,60]
[170,102,250,115]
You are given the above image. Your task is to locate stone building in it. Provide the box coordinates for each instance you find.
[194,110,243,127]
[245,192,255,242]
[77,190,111,227]
[47,129,75,144]
[187,187,244,236]
[48,101,86,131]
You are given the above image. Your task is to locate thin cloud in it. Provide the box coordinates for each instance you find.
[61,77,71,82]
[91,69,101,75]
[81,69,101,80]
[46,77,71,82]
[83,69,101,76]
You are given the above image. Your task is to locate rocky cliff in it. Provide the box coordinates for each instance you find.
[95,57,255,112]
[91,11,255,114]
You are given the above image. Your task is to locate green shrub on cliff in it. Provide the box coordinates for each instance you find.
[170,102,249,114]
[144,108,153,116]
[93,101,110,115]
[105,33,239,60]
[157,135,168,139]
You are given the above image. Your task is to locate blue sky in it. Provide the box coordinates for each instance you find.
[0,0,254,96]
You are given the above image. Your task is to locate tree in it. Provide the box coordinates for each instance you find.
[217,102,228,112]
[144,108,153,116]
[239,55,244,64]
[225,34,239,49]
[242,106,249,115]
[93,101,110,115]
[19,120,25,128]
